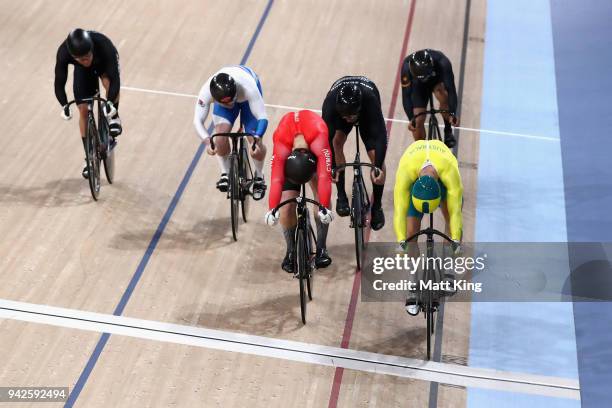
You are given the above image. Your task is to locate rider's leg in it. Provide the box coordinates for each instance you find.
[73,65,98,178]
[247,135,267,200]
[247,136,267,177]
[279,185,299,273]
[210,122,232,191]
[308,177,332,268]
[365,124,387,230]
[331,130,350,216]
[433,82,456,147]
[100,75,122,136]
[411,107,426,140]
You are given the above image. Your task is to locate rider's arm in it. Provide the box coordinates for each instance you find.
[54,44,70,107]
[360,91,388,169]
[102,46,121,104]
[193,82,212,142]
[400,58,415,121]
[245,85,268,137]
[439,161,463,241]
[439,55,458,116]
[310,128,333,209]
[393,155,415,242]
[268,136,291,210]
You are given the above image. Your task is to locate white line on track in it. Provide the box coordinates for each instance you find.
[121,85,559,143]
[0,298,579,400]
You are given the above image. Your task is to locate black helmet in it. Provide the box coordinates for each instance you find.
[66,29,93,57]
[285,149,317,185]
[335,84,362,117]
[210,73,237,103]
[408,50,434,81]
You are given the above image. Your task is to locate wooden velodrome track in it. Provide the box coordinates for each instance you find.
[0,0,506,406]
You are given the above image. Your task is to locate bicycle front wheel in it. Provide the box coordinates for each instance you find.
[229,154,240,241]
[352,180,365,270]
[239,144,251,223]
[86,120,101,200]
[296,226,309,324]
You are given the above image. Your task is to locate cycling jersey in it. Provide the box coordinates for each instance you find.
[401,49,458,119]
[394,140,463,241]
[269,110,332,209]
[322,76,388,168]
[194,65,268,141]
[54,31,120,106]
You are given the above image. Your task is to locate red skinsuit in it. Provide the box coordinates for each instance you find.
[269,110,332,210]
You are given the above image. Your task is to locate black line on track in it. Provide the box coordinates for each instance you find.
[429,0,472,406]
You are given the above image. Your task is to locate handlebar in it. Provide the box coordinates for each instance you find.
[411,109,453,127]
[272,196,324,216]
[210,132,258,151]
[405,227,455,246]
[332,162,381,178]
[65,96,109,109]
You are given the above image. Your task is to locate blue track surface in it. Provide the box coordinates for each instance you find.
[551,0,612,406]
[469,0,578,406]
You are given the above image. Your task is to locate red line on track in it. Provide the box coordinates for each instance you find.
[327,2,417,406]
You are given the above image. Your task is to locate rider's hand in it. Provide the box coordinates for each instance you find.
[370,167,384,185]
[206,142,216,156]
[331,168,342,183]
[103,101,117,119]
[61,105,72,120]
[264,209,279,226]
[318,208,334,224]
[449,114,460,127]
[452,240,462,255]
[251,137,263,154]
[408,119,417,132]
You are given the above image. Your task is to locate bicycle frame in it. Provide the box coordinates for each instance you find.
[273,184,322,323]
[332,125,381,269]
[210,132,257,241]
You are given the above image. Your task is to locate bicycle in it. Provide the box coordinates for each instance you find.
[271,184,322,324]
[332,125,381,270]
[411,96,453,147]
[407,101,457,360]
[210,132,257,241]
[65,94,116,201]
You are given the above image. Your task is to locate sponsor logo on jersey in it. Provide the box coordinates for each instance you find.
[198,99,205,107]
[322,148,332,173]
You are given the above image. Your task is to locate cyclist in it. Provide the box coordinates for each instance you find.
[264,110,334,273]
[393,139,463,315]
[194,66,268,200]
[401,49,459,148]
[54,28,122,179]
[322,76,387,231]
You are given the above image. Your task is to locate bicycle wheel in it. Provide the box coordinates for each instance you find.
[86,119,101,200]
[305,213,315,301]
[352,179,365,270]
[99,115,115,184]
[239,144,251,223]
[296,225,308,324]
[229,154,240,241]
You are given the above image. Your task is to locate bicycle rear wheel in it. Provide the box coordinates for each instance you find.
[229,154,240,241]
[86,119,101,201]
[352,179,365,270]
[296,226,308,324]
[99,115,115,184]
[239,144,251,223]
[306,214,315,301]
